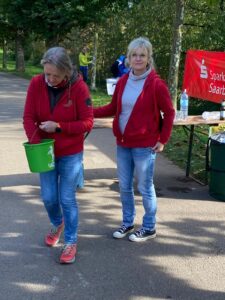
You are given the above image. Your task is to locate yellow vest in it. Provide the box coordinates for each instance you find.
[79,52,92,67]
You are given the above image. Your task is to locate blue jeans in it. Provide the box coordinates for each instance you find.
[117,146,157,231]
[79,66,88,82]
[40,152,83,244]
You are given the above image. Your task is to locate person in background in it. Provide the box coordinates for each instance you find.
[111,54,129,78]
[79,46,93,82]
[94,37,175,242]
[23,47,93,263]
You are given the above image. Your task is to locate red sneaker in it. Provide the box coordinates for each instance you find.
[45,222,64,247]
[60,244,77,264]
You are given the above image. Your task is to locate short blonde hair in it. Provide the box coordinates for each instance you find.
[127,37,154,68]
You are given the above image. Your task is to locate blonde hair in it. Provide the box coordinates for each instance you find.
[127,37,154,68]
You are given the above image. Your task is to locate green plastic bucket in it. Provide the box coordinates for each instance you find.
[23,139,55,173]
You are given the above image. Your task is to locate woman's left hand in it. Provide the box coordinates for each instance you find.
[152,142,164,153]
[39,121,58,133]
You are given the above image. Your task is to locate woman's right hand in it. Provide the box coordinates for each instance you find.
[39,121,58,133]
[152,142,164,153]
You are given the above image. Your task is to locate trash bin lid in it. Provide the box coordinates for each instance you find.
[211,132,225,143]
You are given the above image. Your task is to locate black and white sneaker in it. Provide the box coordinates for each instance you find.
[113,225,134,239]
[129,228,156,242]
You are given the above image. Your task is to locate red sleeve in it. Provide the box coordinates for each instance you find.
[93,85,119,118]
[23,77,42,144]
[156,80,175,144]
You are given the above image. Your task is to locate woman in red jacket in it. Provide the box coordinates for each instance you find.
[94,37,175,242]
[23,47,93,263]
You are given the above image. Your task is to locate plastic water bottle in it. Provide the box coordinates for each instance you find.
[220,99,225,120]
[180,89,189,120]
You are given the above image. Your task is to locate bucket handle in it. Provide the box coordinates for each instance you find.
[29,127,90,143]
[29,127,39,144]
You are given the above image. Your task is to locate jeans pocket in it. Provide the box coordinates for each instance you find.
[149,147,156,155]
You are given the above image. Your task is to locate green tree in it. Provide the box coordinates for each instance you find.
[168,0,185,109]
[0,0,128,71]
[0,0,33,71]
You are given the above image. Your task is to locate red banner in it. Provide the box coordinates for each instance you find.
[182,50,225,103]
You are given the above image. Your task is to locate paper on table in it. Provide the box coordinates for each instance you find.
[202,111,220,120]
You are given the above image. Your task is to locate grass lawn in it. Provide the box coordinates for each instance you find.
[163,125,209,183]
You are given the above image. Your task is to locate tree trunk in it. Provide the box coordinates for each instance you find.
[90,32,98,90]
[16,30,25,72]
[168,0,185,109]
[45,34,60,49]
[2,39,7,70]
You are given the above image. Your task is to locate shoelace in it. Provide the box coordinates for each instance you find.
[49,223,63,236]
[49,227,58,237]
[119,225,127,233]
[135,228,146,237]
[62,245,75,255]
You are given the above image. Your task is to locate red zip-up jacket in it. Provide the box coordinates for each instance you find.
[94,70,175,148]
[23,74,93,158]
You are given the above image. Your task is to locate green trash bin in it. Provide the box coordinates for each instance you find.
[206,132,225,201]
